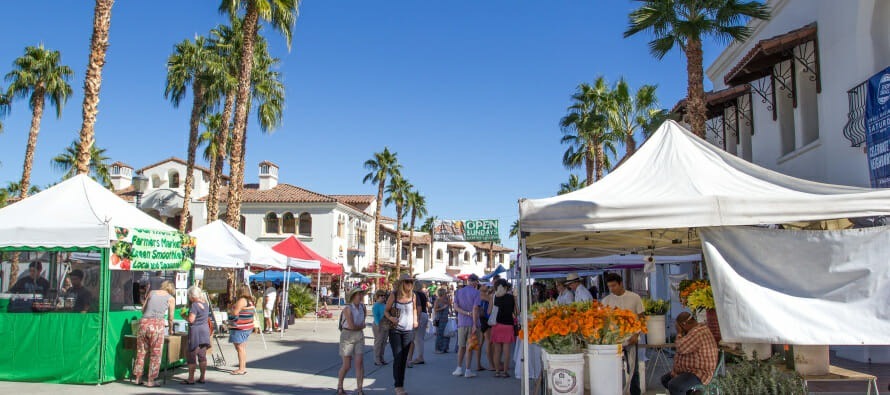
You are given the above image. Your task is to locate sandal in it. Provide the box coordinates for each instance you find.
[336,388,347,395]
[180,380,195,385]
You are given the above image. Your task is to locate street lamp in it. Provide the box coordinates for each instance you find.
[132,174,149,206]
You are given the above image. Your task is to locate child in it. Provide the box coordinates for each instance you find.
[371,290,389,366]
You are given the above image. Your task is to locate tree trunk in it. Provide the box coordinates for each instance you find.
[373,179,384,272]
[76,0,114,175]
[585,145,594,187]
[20,92,45,199]
[594,140,605,181]
[179,81,204,232]
[394,205,404,279]
[686,37,707,139]
[408,210,416,275]
[625,132,637,158]
[206,91,235,224]
[225,2,259,228]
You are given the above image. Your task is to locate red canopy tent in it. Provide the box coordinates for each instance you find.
[272,236,343,275]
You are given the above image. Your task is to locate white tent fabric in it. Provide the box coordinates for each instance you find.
[530,254,701,268]
[700,225,890,345]
[138,189,184,217]
[0,175,175,248]
[415,269,454,282]
[520,121,890,257]
[191,221,319,270]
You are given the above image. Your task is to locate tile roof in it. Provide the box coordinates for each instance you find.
[447,243,467,249]
[115,185,137,203]
[207,184,338,204]
[724,23,817,86]
[381,225,431,244]
[470,242,514,253]
[671,84,751,119]
[330,194,376,212]
[139,157,229,180]
[258,160,279,168]
[111,161,133,169]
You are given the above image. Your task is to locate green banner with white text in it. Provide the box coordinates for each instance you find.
[432,219,499,242]
[110,227,196,271]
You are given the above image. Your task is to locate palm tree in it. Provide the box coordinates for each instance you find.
[52,139,112,188]
[219,0,300,229]
[609,78,659,157]
[405,190,428,274]
[6,45,74,200]
[509,220,520,239]
[76,0,115,175]
[205,22,240,224]
[363,148,402,271]
[166,36,219,232]
[561,78,621,184]
[385,176,413,278]
[2,181,40,200]
[199,113,232,163]
[558,174,586,195]
[0,90,8,135]
[624,0,770,138]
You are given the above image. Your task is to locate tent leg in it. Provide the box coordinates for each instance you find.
[520,238,530,395]
[315,267,320,333]
[282,268,290,338]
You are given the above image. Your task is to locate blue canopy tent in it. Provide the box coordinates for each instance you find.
[482,264,507,281]
[250,270,310,284]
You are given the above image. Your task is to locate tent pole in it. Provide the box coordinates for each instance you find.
[282,264,290,338]
[315,267,320,333]
[520,238,530,395]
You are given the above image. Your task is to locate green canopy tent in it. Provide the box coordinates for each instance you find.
[0,175,195,384]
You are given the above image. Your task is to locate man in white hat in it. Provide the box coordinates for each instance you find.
[564,273,593,302]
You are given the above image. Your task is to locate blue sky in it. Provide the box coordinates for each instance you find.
[0,1,725,245]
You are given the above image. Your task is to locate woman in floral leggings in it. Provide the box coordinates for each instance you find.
[134,280,175,387]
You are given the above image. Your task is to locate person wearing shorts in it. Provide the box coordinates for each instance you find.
[263,281,277,333]
[337,288,367,394]
[452,274,481,378]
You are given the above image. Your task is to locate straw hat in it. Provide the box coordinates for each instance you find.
[346,287,366,302]
[398,273,414,282]
[564,273,582,283]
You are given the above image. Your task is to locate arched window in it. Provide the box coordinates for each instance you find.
[151,175,161,188]
[436,250,443,260]
[265,212,280,234]
[282,212,296,234]
[239,216,246,233]
[169,170,181,188]
[298,212,312,236]
[463,251,470,262]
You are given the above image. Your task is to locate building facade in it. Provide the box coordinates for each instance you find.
[378,224,512,277]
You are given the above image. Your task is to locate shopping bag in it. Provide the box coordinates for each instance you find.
[425,320,436,340]
[487,305,499,326]
[468,331,480,351]
[444,318,458,337]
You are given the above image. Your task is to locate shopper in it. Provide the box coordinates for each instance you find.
[408,282,430,367]
[263,281,277,334]
[384,274,418,395]
[602,273,645,395]
[490,280,517,378]
[228,285,255,375]
[371,290,389,365]
[452,274,481,378]
[337,288,367,395]
[555,280,574,305]
[134,280,175,387]
[476,286,493,371]
[183,286,210,385]
[433,288,451,353]
[563,273,593,302]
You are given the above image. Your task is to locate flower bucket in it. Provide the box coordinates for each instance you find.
[794,345,829,375]
[545,353,585,395]
[705,309,721,344]
[586,344,623,395]
[741,343,772,360]
[646,315,666,345]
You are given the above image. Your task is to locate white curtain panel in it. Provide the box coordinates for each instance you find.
[700,225,890,345]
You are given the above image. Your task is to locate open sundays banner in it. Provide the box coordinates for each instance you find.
[866,66,890,188]
[110,227,196,271]
[432,219,499,242]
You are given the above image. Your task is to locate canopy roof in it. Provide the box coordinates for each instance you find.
[529,254,701,273]
[191,220,311,270]
[249,270,310,284]
[272,236,342,274]
[416,268,455,282]
[0,175,175,249]
[519,121,890,258]
[482,264,507,280]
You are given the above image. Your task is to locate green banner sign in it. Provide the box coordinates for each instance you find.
[110,227,196,271]
[433,219,500,242]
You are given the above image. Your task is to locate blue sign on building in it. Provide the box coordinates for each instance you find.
[865,66,890,188]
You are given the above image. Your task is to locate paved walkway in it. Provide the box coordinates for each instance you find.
[0,315,520,394]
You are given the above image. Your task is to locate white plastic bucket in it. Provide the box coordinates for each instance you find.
[646,315,666,345]
[742,343,772,360]
[546,353,585,395]
[795,345,829,375]
[587,344,623,395]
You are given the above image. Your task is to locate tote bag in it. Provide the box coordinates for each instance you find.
[487,305,499,326]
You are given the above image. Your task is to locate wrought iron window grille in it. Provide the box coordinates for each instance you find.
[844,81,867,147]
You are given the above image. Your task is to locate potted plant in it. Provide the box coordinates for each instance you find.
[642,298,670,345]
[578,301,647,395]
[684,281,721,343]
[715,355,806,394]
[525,301,586,395]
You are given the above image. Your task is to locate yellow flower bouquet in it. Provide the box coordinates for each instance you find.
[578,300,647,345]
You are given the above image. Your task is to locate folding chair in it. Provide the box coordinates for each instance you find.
[690,350,725,395]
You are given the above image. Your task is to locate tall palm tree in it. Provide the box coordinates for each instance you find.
[0,90,8,135]
[609,78,659,157]
[561,78,621,184]
[385,176,413,278]
[420,215,437,263]
[509,220,520,239]
[219,0,300,229]
[6,45,74,199]
[205,22,240,224]
[405,190,428,274]
[51,139,112,188]
[558,174,586,195]
[166,36,218,232]
[363,148,402,271]
[76,0,115,175]
[199,113,232,163]
[624,0,770,138]
[2,181,40,200]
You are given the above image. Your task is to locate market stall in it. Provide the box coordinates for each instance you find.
[0,175,196,384]
[517,120,890,394]
[415,268,455,282]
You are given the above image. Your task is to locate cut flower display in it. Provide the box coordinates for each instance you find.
[523,300,646,354]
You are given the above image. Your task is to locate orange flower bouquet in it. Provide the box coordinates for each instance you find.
[679,279,710,307]
[523,301,586,354]
[577,301,647,345]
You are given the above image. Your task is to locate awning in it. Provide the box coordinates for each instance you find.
[249,270,310,284]
[724,23,817,86]
[272,236,343,274]
[447,243,466,250]
[671,85,750,119]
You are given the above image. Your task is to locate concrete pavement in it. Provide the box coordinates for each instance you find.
[0,315,521,394]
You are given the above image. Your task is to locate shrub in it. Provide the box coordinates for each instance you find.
[288,285,317,318]
[714,355,806,395]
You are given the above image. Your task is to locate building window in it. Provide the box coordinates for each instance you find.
[416,248,423,259]
[151,175,161,188]
[282,212,296,234]
[499,254,505,264]
[463,251,470,262]
[299,212,312,237]
[401,247,408,261]
[476,253,482,263]
[797,63,820,146]
[260,164,270,174]
[239,216,246,233]
[436,250,443,261]
[337,215,345,238]
[265,212,280,234]
[169,170,181,188]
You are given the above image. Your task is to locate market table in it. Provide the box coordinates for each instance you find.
[123,333,187,384]
[798,365,880,395]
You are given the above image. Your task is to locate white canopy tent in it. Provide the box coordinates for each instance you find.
[415,268,455,282]
[516,121,890,394]
[0,174,176,248]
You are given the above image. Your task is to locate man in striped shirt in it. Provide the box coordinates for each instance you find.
[661,312,718,395]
